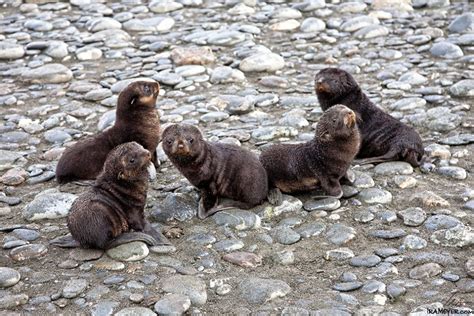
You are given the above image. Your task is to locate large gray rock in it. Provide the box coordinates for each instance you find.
[448,13,474,33]
[430,42,464,58]
[0,42,25,59]
[161,275,207,305]
[22,64,73,84]
[326,224,356,245]
[44,41,68,59]
[0,294,28,309]
[123,17,175,32]
[23,191,77,221]
[154,294,190,315]
[62,279,88,298]
[239,277,291,305]
[213,209,260,230]
[150,193,198,222]
[0,267,21,288]
[450,79,474,97]
[239,52,285,72]
[358,188,392,204]
[115,307,156,316]
[0,150,24,171]
[409,263,443,279]
[374,162,413,175]
[106,242,149,262]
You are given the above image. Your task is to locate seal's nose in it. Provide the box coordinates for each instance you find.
[344,111,356,128]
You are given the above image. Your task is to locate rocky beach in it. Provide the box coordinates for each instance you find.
[0,0,473,315]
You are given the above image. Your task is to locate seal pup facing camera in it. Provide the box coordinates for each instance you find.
[260,104,360,198]
[52,142,170,249]
[314,67,424,167]
[162,124,268,219]
[55,80,161,184]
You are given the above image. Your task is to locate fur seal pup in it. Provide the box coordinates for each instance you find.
[55,81,161,184]
[162,124,268,219]
[314,68,424,167]
[52,142,170,249]
[260,104,360,198]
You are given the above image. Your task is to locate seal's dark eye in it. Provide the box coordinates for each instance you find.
[167,139,173,145]
[333,118,337,123]
[143,85,151,95]
[188,138,194,144]
[129,158,135,163]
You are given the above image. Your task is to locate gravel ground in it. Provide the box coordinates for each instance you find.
[0,0,473,315]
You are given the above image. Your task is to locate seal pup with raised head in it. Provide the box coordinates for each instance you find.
[314,68,424,167]
[52,142,170,249]
[56,80,161,184]
[260,104,360,198]
[162,124,268,219]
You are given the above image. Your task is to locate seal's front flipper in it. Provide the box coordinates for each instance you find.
[143,222,172,246]
[50,234,81,248]
[213,199,254,212]
[319,177,343,199]
[198,205,222,219]
[340,170,356,185]
[267,188,283,206]
[403,148,423,168]
[197,191,218,219]
[106,231,170,249]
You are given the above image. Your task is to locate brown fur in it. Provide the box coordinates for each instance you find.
[260,105,360,197]
[66,142,163,249]
[162,124,268,219]
[56,81,161,184]
[315,68,424,167]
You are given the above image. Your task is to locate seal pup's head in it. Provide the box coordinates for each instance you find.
[101,142,151,182]
[314,68,359,109]
[162,124,206,165]
[118,80,160,109]
[316,104,358,142]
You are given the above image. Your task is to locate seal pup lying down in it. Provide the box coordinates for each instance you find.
[315,67,424,167]
[56,81,161,184]
[260,104,360,198]
[51,142,170,249]
[162,124,268,219]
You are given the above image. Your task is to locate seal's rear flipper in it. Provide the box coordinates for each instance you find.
[198,198,255,219]
[71,180,95,187]
[107,231,171,249]
[50,235,81,248]
[355,150,398,166]
[268,188,283,206]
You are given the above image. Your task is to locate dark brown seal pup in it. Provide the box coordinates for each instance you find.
[314,68,424,167]
[55,80,161,184]
[260,104,360,198]
[162,124,268,219]
[52,142,170,249]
